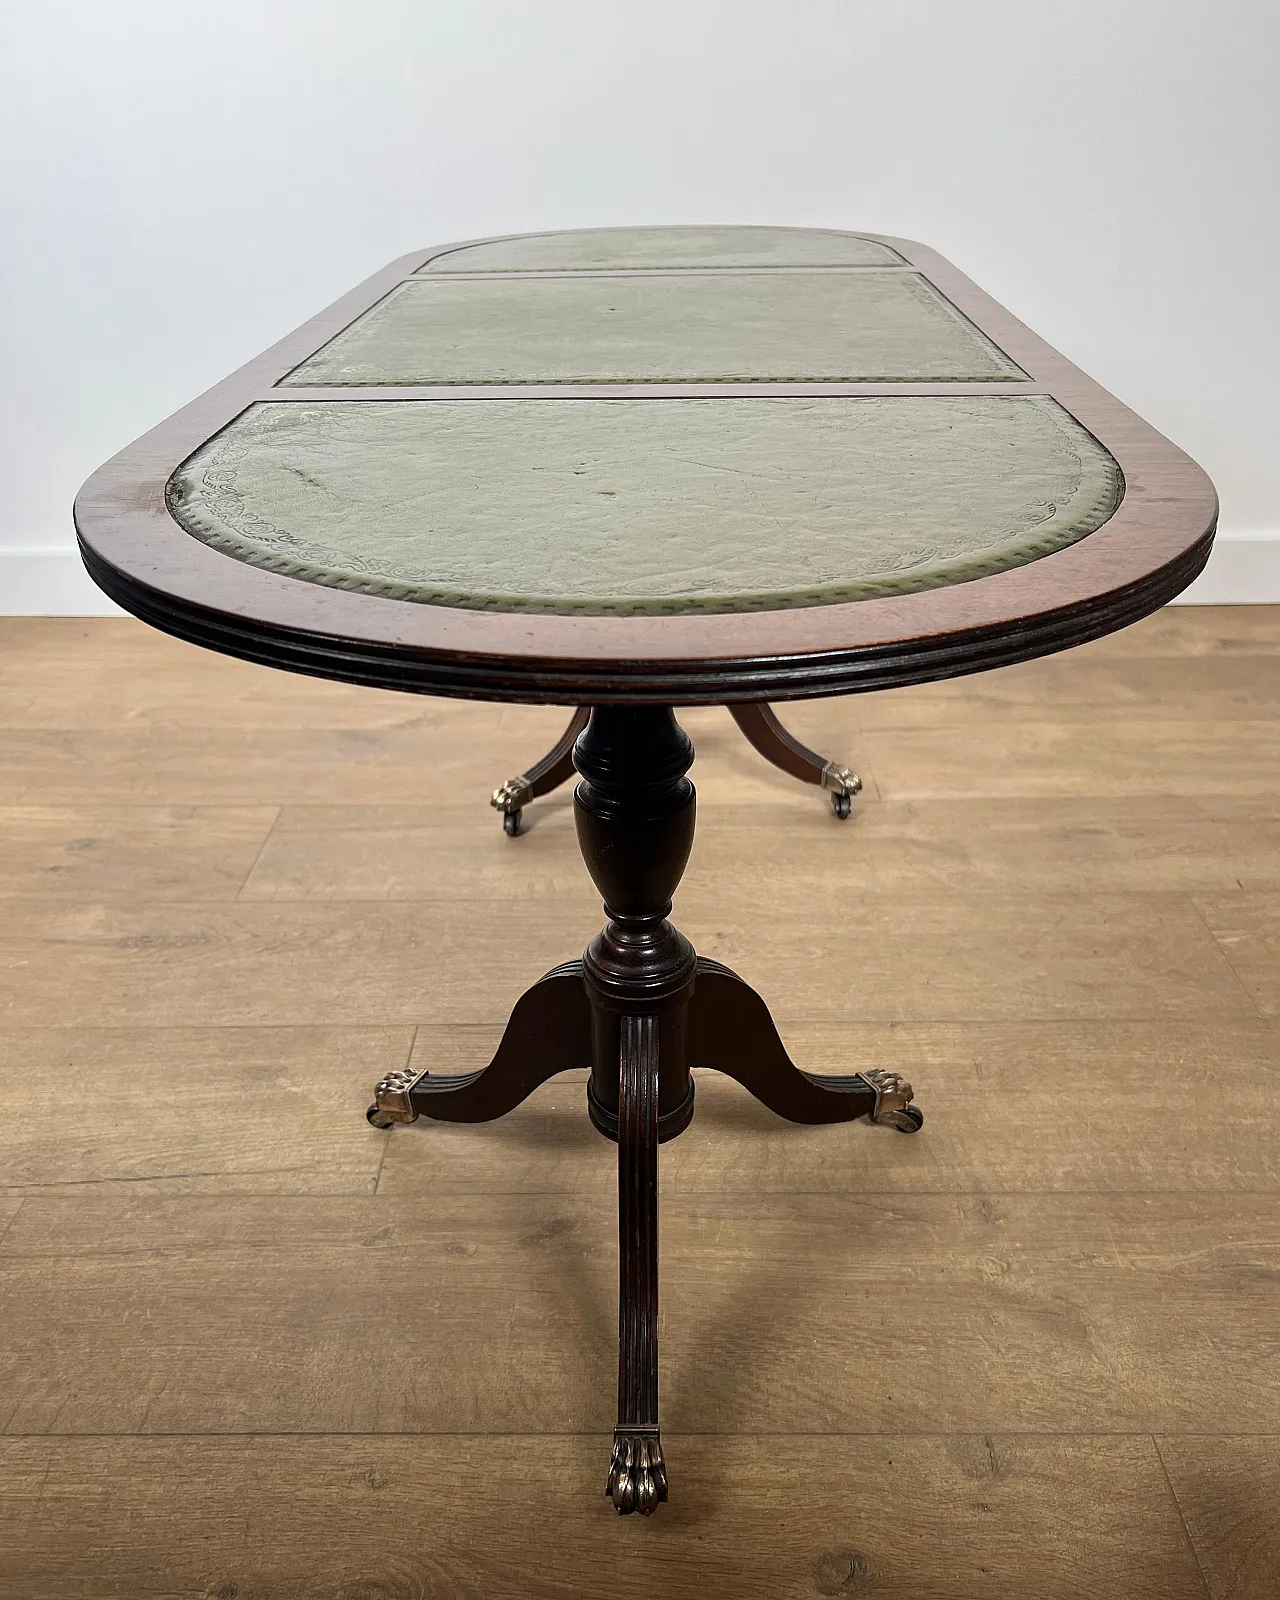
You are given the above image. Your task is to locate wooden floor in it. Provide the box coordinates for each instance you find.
[1,608,1278,1597]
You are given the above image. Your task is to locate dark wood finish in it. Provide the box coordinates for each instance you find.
[377,703,910,1510]
[520,707,590,800]
[606,1013,667,1516]
[727,702,831,787]
[689,958,877,1122]
[498,702,849,829]
[404,961,590,1122]
[74,232,1217,706]
[575,707,698,1139]
[577,706,696,1509]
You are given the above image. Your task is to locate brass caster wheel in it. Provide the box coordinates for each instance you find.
[366,1067,425,1128]
[503,808,523,837]
[864,1069,922,1133]
[821,762,861,820]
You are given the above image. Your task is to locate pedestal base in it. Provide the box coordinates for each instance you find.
[366,949,922,1512]
[367,958,921,1142]
[368,706,922,1515]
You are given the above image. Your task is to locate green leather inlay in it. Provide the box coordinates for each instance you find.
[417,225,904,272]
[282,273,1025,387]
[168,397,1122,616]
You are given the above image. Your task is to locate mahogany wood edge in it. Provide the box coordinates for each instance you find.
[76,523,1213,706]
[72,229,1219,702]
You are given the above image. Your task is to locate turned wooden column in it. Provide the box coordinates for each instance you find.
[573,705,698,1513]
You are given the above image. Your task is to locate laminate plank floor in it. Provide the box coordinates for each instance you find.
[0,607,1276,1598]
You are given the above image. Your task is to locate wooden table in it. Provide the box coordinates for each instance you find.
[75,225,1217,1516]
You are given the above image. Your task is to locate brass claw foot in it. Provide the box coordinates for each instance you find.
[490,776,533,813]
[366,1067,427,1128]
[606,1429,668,1516]
[821,760,863,820]
[863,1068,924,1133]
[491,775,533,837]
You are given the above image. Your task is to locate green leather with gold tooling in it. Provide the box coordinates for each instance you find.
[168,396,1122,616]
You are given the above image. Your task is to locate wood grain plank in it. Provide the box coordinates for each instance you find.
[0,608,1271,1597]
[865,721,1280,799]
[783,654,1280,729]
[1195,895,1280,1016]
[0,715,879,808]
[384,1018,1280,1196]
[692,796,1279,893]
[0,898,591,1027]
[1197,796,1280,827]
[240,795,1280,903]
[0,892,1251,1027]
[1064,606,1280,658]
[0,1433,1207,1600]
[0,1028,408,1194]
[0,806,277,900]
[0,617,433,730]
[0,725,518,806]
[3,1192,1278,1437]
[240,801,590,903]
[1158,1436,1280,1600]
[677,890,1250,1025]
[0,1200,24,1247]
[1072,656,1280,722]
[1192,799,1280,893]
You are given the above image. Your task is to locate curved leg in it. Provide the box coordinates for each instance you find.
[688,958,922,1130]
[366,961,590,1127]
[726,702,862,819]
[491,707,591,836]
[606,1013,667,1515]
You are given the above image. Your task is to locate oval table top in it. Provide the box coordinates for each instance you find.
[75,226,1217,704]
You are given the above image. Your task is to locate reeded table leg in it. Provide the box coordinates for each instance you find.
[606,1013,667,1514]
[574,706,697,1513]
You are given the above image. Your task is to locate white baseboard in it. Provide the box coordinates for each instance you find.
[0,548,125,615]
[1172,531,1280,603]
[0,534,1277,617]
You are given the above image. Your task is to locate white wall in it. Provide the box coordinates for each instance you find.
[1,0,1276,612]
